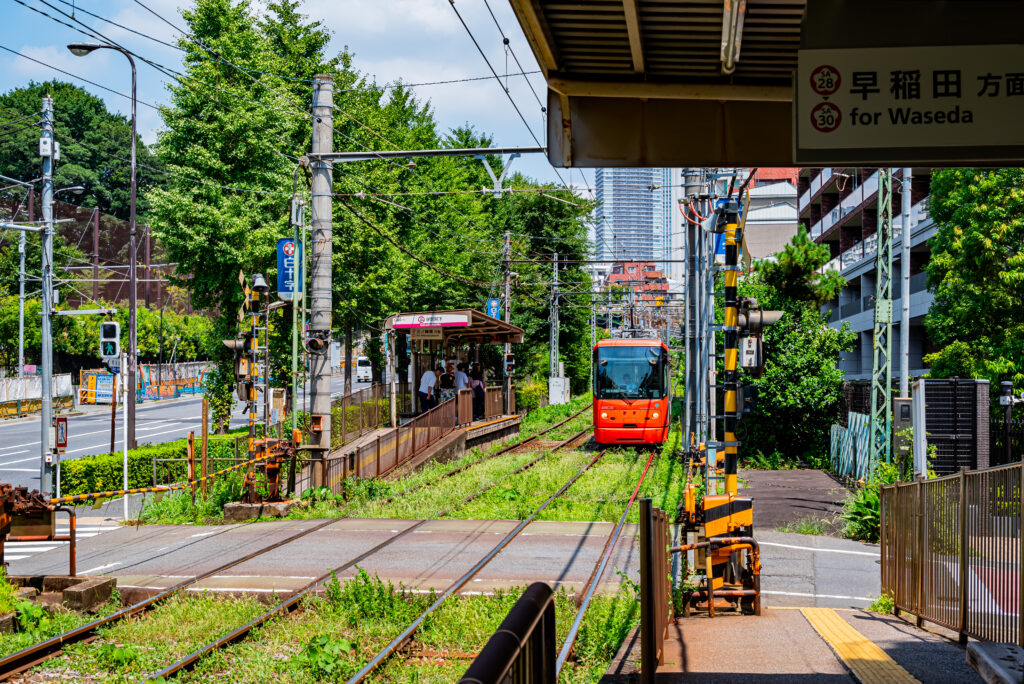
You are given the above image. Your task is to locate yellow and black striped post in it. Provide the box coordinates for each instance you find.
[722,200,741,497]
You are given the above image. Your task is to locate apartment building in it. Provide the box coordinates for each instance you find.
[798,168,935,380]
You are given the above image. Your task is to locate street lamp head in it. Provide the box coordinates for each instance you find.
[56,185,85,196]
[250,273,269,293]
[67,43,103,57]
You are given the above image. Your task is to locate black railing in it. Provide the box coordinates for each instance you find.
[459,582,556,684]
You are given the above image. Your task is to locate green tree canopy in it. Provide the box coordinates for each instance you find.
[755,227,844,310]
[925,168,1024,385]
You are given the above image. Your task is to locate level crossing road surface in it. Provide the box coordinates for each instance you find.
[0,376,363,491]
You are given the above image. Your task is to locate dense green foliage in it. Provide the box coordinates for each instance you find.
[148,0,594,428]
[741,237,856,465]
[924,168,1024,384]
[0,80,163,221]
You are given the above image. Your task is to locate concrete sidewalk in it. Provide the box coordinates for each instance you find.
[739,467,848,532]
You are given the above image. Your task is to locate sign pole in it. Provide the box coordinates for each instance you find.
[121,351,128,521]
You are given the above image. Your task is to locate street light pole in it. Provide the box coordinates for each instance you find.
[40,94,54,494]
[68,42,138,448]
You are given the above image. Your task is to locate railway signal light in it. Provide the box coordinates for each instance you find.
[223,334,254,402]
[504,353,515,376]
[99,321,120,360]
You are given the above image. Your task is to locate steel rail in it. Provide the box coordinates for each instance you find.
[1,411,594,680]
[144,429,595,680]
[345,448,609,683]
[378,404,590,506]
[0,516,343,680]
[557,448,659,675]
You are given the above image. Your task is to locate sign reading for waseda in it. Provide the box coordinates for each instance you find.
[796,44,1024,164]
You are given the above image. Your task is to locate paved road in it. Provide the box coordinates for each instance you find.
[0,376,367,491]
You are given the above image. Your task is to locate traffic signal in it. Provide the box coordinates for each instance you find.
[504,353,515,376]
[99,321,120,360]
[223,334,253,402]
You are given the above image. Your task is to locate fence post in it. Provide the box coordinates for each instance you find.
[376,435,381,478]
[640,498,655,684]
[187,431,196,505]
[958,467,968,644]
[915,476,924,627]
[201,397,209,497]
[1019,461,1024,647]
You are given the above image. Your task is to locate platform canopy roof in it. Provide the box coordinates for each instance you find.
[508,0,1024,167]
[384,309,525,345]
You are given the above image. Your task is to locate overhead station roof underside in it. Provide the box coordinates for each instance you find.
[509,0,1024,167]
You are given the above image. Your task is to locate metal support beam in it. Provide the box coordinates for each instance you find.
[546,78,791,102]
[622,0,645,72]
[900,168,912,397]
[40,94,54,495]
[306,146,545,163]
[871,168,894,466]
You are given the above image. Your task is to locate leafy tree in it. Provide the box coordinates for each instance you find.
[924,168,1024,385]
[757,227,844,309]
[741,234,856,464]
[0,81,163,221]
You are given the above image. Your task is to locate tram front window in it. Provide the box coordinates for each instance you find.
[594,347,667,400]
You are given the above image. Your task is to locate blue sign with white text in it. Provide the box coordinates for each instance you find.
[486,298,501,319]
[277,238,303,300]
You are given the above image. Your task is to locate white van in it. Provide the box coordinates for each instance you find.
[355,356,372,383]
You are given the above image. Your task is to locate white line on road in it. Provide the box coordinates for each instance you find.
[761,590,874,602]
[81,562,122,575]
[0,454,36,467]
[759,541,878,557]
[1,468,39,473]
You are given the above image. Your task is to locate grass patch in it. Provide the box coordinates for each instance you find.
[777,515,829,536]
[138,570,639,683]
[0,588,123,659]
[32,594,266,680]
[867,592,895,614]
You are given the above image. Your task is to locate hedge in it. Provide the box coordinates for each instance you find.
[59,430,245,496]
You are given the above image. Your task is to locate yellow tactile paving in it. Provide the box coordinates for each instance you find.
[801,607,919,684]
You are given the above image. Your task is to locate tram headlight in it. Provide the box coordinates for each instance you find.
[651,412,660,419]
[601,412,608,419]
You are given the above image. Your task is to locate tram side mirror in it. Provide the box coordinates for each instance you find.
[648,359,657,365]
[599,360,608,366]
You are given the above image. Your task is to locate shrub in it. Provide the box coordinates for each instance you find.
[842,462,900,542]
[515,382,548,414]
[59,430,245,496]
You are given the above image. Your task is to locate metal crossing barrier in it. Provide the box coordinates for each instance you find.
[881,463,1024,645]
[459,582,557,684]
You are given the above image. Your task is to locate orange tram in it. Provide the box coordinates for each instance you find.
[592,338,671,446]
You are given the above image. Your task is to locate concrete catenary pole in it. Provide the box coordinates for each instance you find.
[900,168,912,397]
[503,230,511,414]
[40,94,55,494]
[549,252,559,377]
[682,168,702,444]
[309,75,334,484]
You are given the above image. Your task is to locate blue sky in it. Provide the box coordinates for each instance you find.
[0,0,592,191]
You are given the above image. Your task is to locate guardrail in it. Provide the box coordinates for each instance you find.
[484,386,502,419]
[459,582,556,683]
[881,464,1024,645]
[331,383,409,444]
[323,397,457,486]
[640,499,672,682]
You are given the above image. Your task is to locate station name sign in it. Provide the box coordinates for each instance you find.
[392,313,469,328]
[796,44,1024,164]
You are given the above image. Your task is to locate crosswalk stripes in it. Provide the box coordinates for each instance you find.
[4,525,117,561]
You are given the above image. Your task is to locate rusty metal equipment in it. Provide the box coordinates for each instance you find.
[239,438,297,505]
[0,484,77,576]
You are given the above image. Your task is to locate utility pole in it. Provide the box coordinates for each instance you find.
[682,168,703,444]
[17,218,25,379]
[900,168,912,398]
[503,230,512,415]
[549,251,559,377]
[290,198,303,436]
[590,295,596,391]
[309,74,334,483]
[39,94,55,495]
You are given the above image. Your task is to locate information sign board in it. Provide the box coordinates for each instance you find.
[796,44,1024,164]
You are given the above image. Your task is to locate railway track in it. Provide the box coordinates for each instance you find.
[0,412,593,681]
[146,427,596,680]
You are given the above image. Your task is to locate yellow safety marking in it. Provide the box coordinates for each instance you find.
[801,608,919,684]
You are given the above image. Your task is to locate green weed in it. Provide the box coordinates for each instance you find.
[868,592,895,614]
[777,515,829,536]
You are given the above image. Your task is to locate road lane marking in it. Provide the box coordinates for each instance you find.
[760,541,878,557]
[802,607,919,683]
[81,562,121,575]
[762,590,874,602]
[0,454,36,467]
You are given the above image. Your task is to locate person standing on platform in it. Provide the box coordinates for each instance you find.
[418,365,440,414]
[438,362,456,404]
